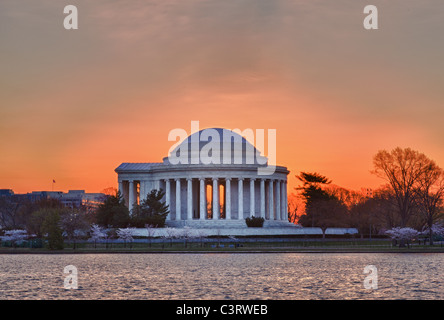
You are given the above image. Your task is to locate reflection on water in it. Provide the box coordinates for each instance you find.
[0,253,443,299]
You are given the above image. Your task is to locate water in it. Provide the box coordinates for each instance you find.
[0,253,443,299]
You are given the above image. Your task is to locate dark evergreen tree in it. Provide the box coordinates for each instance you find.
[131,189,169,228]
[95,191,130,228]
[296,172,348,235]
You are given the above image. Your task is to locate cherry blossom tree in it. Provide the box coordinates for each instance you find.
[180,226,197,248]
[195,229,208,247]
[145,224,157,247]
[163,227,180,247]
[116,227,135,248]
[385,227,419,248]
[60,210,89,249]
[421,223,444,244]
[89,224,107,248]
[1,229,28,247]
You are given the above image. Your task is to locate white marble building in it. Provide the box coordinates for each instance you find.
[115,128,297,231]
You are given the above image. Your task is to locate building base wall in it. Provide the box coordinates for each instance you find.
[131,226,358,237]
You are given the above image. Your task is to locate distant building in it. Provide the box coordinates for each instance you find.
[1,189,45,202]
[1,189,105,208]
[31,190,105,208]
[0,189,14,197]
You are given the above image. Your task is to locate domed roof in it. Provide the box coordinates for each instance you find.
[164,128,268,166]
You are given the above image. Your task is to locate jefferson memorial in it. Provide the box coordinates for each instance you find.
[115,128,300,235]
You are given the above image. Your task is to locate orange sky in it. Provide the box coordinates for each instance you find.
[1,0,443,195]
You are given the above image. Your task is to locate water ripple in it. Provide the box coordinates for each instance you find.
[0,253,443,299]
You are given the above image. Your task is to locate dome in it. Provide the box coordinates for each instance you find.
[164,128,268,166]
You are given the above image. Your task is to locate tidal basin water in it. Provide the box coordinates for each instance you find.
[1,253,443,299]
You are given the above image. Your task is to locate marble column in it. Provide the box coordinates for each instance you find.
[276,180,281,220]
[268,180,274,220]
[238,178,244,220]
[122,181,129,208]
[175,178,181,221]
[284,181,288,221]
[154,179,160,191]
[260,178,265,219]
[199,178,206,220]
[165,179,171,221]
[187,178,193,220]
[128,180,134,213]
[283,181,288,221]
[212,178,219,220]
[250,178,255,217]
[139,180,145,203]
[118,181,123,199]
[280,180,285,220]
[225,178,231,220]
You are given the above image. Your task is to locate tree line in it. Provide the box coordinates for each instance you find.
[295,147,444,244]
[1,146,443,248]
[0,189,169,249]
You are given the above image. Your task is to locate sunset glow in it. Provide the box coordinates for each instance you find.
[1,0,443,196]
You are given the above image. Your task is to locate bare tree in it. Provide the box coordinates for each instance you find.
[349,198,374,239]
[415,166,444,244]
[325,185,366,209]
[372,147,437,228]
[287,193,303,224]
[101,187,117,196]
[0,197,23,229]
[372,185,400,231]
[309,198,348,239]
[60,209,89,250]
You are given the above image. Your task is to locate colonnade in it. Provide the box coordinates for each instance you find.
[119,177,288,222]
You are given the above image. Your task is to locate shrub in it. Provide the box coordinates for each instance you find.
[245,216,265,228]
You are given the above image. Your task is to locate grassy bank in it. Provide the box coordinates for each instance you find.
[2,239,444,253]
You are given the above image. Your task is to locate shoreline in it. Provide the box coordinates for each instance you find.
[2,248,444,254]
[3,238,443,254]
